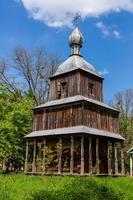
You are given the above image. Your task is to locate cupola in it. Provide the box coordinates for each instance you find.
[69,27,84,56]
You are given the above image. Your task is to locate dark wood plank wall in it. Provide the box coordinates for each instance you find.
[49,70,103,101]
[49,71,81,101]
[43,105,83,129]
[83,105,119,133]
[33,104,119,133]
[80,72,103,101]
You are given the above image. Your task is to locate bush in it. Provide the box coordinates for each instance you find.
[31,178,124,200]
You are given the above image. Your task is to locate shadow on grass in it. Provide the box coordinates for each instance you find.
[31,178,124,200]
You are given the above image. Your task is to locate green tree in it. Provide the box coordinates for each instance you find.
[0,47,60,171]
[110,89,133,172]
[0,85,34,171]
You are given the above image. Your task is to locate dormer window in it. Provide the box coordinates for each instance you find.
[88,82,94,96]
[57,81,68,98]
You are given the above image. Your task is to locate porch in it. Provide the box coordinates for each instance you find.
[24,126,125,176]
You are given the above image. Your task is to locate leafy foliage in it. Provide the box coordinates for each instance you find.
[0,47,60,170]
[0,85,34,169]
[110,89,133,171]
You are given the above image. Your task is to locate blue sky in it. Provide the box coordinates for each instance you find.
[0,0,133,102]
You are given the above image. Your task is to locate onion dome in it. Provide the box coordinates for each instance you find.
[51,27,102,79]
[69,27,84,55]
[69,27,84,47]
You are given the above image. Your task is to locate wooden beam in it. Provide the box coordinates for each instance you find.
[32,140,37,174]
[130,154,133,177]
[42,139,46,175]
[24,140,29,173]
[96,138,100,175]
[114,143,118,175]
[89,137,92,174]
[81,135,84,175]
[70,136,74,175]
[58,137,62,174]
[108,141,111,175]
[121,142,125,175]
[43,112,46,129]
[112,142,115,174]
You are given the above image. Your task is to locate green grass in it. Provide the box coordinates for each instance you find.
[0,174,133,200]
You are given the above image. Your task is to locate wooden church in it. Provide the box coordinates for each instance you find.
[25,27,125,176]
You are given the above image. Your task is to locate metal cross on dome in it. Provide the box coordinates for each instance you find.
[73,12,81,27]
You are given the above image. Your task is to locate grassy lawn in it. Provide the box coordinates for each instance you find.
[0,173,133,200]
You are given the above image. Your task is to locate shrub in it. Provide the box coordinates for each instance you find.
[31,178,124,200]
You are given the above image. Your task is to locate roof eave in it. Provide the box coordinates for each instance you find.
[127,147,133,153]
[25,126,124,141]
[49,68,104,80]
[33,96,119,113]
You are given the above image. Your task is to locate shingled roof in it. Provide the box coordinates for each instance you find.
[51,55,102,78]
[25,125,124,140]
[34,95,119,113]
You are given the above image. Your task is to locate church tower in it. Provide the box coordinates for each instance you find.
[25,27,125,176]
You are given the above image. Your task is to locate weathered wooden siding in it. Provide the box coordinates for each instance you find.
[83,104,119,133]
[80,71,103,101]
[49,71,81,101]
[33,104,119,133]
[49,70,103,102]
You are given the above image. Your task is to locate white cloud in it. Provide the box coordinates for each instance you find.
[17,0,133,27]
[96,21,121,39]
[98,68,109,76]
[113,30,121,39]
[96,22,111,37]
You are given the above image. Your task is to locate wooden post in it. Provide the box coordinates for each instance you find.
[121,142,125,175]
[42,139,46,175]
[43,112,45,129]
[38,143,42,159]
[96,138,100,175]
[108,141,111,175]
[58,137,62,174]
[24,140,29,173]
[112,142,115,174]
[70,136,74,175]
[130,154,133,177]
[89,137,92,174]
[32,140,37,174]
[114,143,118,175]
[81,135,84,175]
